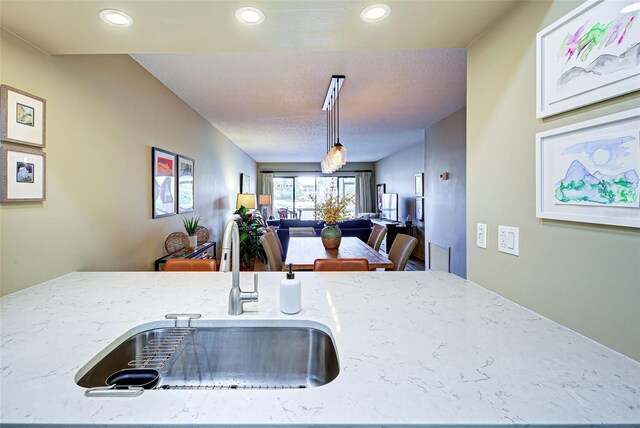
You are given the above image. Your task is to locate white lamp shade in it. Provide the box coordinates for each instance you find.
[236,193,257,209]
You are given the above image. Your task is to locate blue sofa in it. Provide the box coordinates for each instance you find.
[275,219,373,259]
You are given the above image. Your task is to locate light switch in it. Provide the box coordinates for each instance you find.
[498,226,519,256]
[476,223,487,249]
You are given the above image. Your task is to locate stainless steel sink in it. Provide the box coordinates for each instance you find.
[76,321,339,390]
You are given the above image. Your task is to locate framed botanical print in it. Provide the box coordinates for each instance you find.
[536,0,640,118]
[152,147,176,218]
[177,155,195,214]
[0,85,46,148]
[376,183,386,211]
[1,144,46,202]
[536,108,640,228]
[240,173,250,193]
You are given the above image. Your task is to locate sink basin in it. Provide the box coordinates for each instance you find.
[76,321,339,390]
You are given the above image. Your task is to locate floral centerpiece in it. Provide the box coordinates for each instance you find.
[312,183,355,249]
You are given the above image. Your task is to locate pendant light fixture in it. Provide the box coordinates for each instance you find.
[321,75,347,173]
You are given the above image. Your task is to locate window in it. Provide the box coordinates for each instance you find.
[272,175,356,219]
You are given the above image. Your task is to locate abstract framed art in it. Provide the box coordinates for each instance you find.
[376,183,386,211]
[177,155,195,214]
[536,0,640,118]
[0,144,46,202]
[152,147,176,218]
[0,85,46,148]
[536,108,640,228]
[240,173,250,194]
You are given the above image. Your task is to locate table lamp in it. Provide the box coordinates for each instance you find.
[258,194,272,218]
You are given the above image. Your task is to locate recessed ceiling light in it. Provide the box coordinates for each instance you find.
[620,1,640,13]
[99,9,134,27]
[235,7,265,25]
[360,4,391,23]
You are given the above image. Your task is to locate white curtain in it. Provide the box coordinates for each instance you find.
[259,172,274,218]
[355,171,373,215]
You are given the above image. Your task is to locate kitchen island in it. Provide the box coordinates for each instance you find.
[1,271,638,426]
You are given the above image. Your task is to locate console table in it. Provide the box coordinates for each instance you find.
[371,219,414,253]
[154,242,217,271]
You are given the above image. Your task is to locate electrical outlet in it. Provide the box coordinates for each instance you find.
[498,226,519,256]
[476,223,487,249]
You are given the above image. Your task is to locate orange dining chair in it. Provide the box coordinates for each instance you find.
[164,259,217,271]
[313,258,370,272]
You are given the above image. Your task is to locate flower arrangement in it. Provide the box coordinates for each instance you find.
[312,183,355,225]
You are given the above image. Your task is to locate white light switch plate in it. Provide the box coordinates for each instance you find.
[476,223,487,249]
[498,226,519,256]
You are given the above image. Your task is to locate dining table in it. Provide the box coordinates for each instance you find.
[284,236,394,270]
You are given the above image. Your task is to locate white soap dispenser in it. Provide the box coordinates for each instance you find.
[280,263,301,314]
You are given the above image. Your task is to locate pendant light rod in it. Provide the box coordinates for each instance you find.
[322,75,345,111]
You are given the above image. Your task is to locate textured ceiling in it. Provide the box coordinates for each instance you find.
[0,1,518,54]
[133,49,466,162]
[1,0,513,162]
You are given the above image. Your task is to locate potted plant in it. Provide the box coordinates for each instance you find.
[234,205,267,270]
[182,216,200,250]
[312,183,354,249]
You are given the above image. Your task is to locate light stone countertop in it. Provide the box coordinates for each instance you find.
[0,271,638,427]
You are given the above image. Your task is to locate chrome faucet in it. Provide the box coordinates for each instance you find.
[220,220,258,315]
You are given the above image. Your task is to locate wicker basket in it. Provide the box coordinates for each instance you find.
[195,226,210,244]
[165,232,189,254]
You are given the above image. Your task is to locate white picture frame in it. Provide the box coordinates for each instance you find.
[0,85,46,148]
[536,0,640,118]
[1,144,46,202]
[536,108,640,228]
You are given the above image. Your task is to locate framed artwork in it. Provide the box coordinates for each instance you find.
[536,0,640,118]
[0,85,46,148]
[240,173,250,193]
[376,183,386,211]
[177,155,195,214]
[414,173,424,197]
[415,197,423,221]
[152,147,176,218]
[536,108,640,228]
[1,144,46,202]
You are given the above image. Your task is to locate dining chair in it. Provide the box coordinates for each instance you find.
[260,232,283,271]
[428,241,451,273]
[289,227,316,237]
[266,225,284,258]
[367,224,387,252]
[164,258,217,271]
[313,258,370,272]
[386,234,418,271]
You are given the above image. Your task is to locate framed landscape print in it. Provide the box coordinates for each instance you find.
[177,155,194,214]
[152,147,176,218]
[0,85,46,147]
[536,108,640,228]
[414,173,424,197]
[240,173,250,193]
[1,145,46,202]
[376,183,386,211]
[536,0,640,118]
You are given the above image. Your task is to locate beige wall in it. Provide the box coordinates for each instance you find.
[467,1,640,360]
[0,31,257,295]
